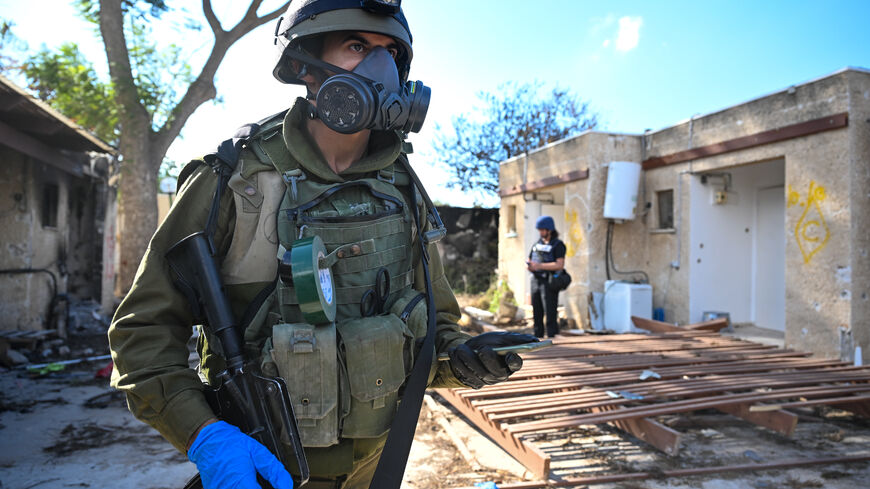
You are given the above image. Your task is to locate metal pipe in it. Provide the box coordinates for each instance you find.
[0,268,67,332]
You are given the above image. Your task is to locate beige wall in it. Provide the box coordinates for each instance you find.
[498,69,870,361]
[847,71,870,362]
[498,132,642,323]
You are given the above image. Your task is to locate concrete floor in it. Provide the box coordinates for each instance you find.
[724,322,785,348]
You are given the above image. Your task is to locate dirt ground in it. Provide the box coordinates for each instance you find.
[2,300,870,489]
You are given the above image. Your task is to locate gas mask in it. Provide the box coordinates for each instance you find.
[290,46,430,134]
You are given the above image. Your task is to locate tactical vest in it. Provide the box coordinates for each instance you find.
[529,239,562,280]
[210,121,431,451]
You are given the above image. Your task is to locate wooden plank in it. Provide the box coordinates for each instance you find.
[436,388,551,479]
[631,316,683,333]
[590,405,682,455]
[684,318,729,332]
[716,403,798,436]
[642,112,848,170]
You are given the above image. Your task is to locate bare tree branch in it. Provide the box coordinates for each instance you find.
[154,0,289,157]
[202,0,223,35]
[242,0,265,25]
[435,82,598,199]
[228,0,288,37]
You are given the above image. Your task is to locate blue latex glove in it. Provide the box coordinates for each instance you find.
[188,420,293,489]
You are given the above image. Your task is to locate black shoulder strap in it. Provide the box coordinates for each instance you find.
[395,154,446,245]
[367,167,438,489]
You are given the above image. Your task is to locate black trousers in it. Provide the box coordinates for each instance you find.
[531,276,559,338]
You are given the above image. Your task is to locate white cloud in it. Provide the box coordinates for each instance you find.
[615,16,643,52]
[602,39,611,48]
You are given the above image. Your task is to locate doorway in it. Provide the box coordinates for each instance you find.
[689,159,785,326]
[753,185,786,331]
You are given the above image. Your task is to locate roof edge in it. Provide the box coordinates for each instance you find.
[0,73,116,154]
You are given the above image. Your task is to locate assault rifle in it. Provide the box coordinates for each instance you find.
[167,231,309,489]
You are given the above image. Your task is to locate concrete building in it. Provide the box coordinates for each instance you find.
[498,68,870,362]
[0,75,116,334]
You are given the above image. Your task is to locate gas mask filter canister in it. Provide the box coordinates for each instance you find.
[315,46,430,134]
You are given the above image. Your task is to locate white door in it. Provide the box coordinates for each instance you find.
[541,204,566,239]
[754,186,785,331]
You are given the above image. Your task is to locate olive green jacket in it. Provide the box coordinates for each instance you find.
[108,99,470,468]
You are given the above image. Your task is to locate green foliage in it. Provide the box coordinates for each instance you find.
[16,4,196,145]
[21,43,119,143]
[75,0,169,24]
[434,81,599,198]
[124,20,195,130]
[483,278,517,315]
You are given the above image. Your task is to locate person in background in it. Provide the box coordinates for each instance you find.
[526,216,566,338]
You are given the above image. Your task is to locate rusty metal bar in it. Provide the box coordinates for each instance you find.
[641,112,848,170]
[436,388,551,478]
[507,384,870,434]
[439,332,870,480]
[454,455,870,489]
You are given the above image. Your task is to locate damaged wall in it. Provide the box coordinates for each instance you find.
[0,148,111,332]
[498,68,870,361]
[0,148,69,331]
[499,132,642,320]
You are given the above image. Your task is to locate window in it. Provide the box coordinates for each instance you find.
[507,205,517,233]
[657,189,674,229]
[42,183,59,228]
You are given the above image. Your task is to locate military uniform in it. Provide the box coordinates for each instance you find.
[109,98,470,487]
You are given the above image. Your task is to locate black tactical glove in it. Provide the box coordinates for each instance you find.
[448,332,539,389]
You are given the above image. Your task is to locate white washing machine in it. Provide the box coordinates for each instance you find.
[603,280,653,333]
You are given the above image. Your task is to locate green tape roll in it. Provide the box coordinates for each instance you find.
[291,235,337,324]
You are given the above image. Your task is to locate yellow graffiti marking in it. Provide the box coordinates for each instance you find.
[787,185,801,208]
[565,209,584,257]
[794,181,830,264]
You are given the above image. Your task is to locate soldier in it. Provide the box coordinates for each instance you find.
[108,1,536,488]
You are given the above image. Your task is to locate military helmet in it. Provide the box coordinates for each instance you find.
[273,0,413,85]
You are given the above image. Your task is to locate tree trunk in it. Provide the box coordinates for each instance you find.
[99,0,290,295]
[115,133,159,296]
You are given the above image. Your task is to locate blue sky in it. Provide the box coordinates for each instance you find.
[3,1,869,206]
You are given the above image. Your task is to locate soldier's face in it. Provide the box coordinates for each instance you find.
[300,31,400,94]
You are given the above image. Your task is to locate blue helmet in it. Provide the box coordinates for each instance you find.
[535,216,555,231]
